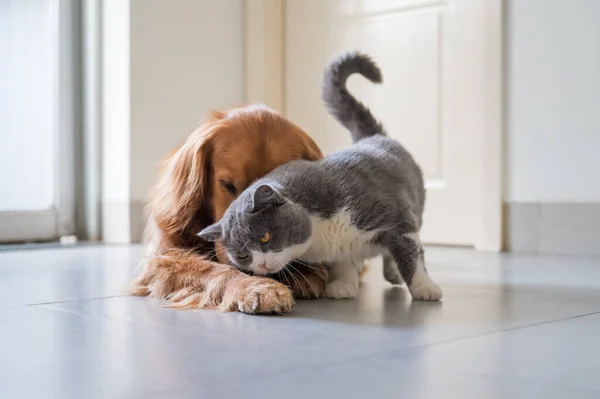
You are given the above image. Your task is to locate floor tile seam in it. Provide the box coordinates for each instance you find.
[26,302,169,329]
[450,364,600,395]
[259,310,600,378]
[24,303,600,374]
[15,308,600,391]
[430,282,600,295]
[26,304,201,334]
[381,309,600,356]
[27,302,229,336]
[29,304,121,321]
[24,294,130,307]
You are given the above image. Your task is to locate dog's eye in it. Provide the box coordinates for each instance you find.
[220,180,237,195]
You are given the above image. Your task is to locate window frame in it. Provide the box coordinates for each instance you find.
[0,0,78,243]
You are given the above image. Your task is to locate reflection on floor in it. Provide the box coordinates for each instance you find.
[1,245,599,399]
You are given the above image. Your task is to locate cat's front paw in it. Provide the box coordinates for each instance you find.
[326,280,359,299]
[409,281,443,301]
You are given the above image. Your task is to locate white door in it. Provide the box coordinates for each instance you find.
[279,0,500,248]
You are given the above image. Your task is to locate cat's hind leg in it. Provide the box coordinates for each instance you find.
[385,232,442,301]
[326,262,360,299]
[383,255,403,285]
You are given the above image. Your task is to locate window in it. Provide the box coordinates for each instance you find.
[0,0,77,242]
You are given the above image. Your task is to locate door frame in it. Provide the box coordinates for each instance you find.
[244,0,503,251]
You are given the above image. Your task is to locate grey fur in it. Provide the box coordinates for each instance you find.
[322,51,387,141]
[199,52,428,287]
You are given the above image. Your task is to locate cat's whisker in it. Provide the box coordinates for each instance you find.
[274,254,304,294]
[291,260,323,272]
[285,266,306,298]
[287,263,317,298]
[280,270,292,290]
[204,248,220,256]
[237,223,251,236]
[284,268,302,296]
[202,251,218,260]
[239,239,251,252]
[204,246,228,261]
[276,262,289,286]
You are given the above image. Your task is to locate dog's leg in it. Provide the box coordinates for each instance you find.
[129,249,295,314]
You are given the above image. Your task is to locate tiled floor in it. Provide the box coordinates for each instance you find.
[1,245,599,399]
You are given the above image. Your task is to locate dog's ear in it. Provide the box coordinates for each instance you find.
[148,122,220,241]
[298,130,323,161]
[210,110,227,121]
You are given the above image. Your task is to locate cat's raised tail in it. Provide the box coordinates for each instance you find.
[322,51,386,143]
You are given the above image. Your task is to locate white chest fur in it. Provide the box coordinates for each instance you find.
[299,208,381,264]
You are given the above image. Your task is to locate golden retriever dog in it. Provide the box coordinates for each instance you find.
[129,105,328,313]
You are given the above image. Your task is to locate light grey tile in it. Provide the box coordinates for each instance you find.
[0,306,203,399]
[206,356,600,399]
[406,313,600,395]
[504,202,540,253]
[1,245,600,399]
[429,252,600,291]
[39,260,600,346]
[203,314,600,399]
[0,245,142,307]
[539,203,600,256]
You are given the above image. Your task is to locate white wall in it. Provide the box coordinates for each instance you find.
[102,0,130,206]
[506,0,600,203]
[129,0,244,202]
[101,0,244,242]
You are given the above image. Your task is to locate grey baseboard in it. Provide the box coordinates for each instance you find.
[129,200,145,244]
[504,202,600,256]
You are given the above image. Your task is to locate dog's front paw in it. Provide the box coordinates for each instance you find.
[237,279,295,314]
[326,279,359,299]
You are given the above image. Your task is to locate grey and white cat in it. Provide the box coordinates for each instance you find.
[199,52,442,301]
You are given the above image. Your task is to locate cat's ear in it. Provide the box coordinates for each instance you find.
[197,222,223,242]
[252,184,284,212]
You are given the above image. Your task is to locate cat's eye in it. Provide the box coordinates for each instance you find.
[220,180,237,196]
[236,253,249,261]
[259,232,271,244]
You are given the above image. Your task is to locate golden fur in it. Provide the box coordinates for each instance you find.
[129,105,328,313]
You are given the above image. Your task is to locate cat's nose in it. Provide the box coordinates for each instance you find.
[258,262,267,269]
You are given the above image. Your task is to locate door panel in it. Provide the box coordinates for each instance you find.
[285,0,483,245]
